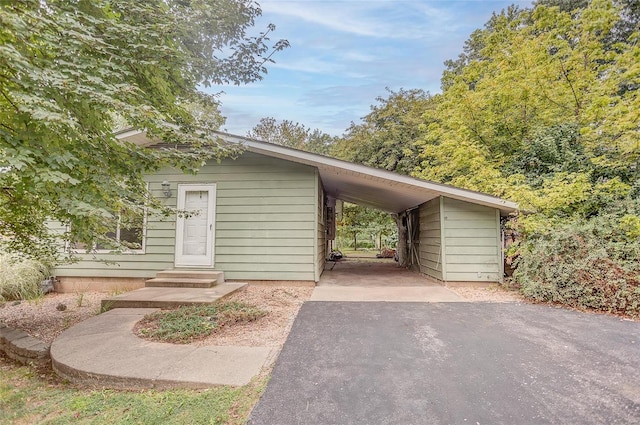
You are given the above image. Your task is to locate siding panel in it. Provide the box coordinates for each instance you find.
[442,197,501,282]
[216,238,313,247]
[55,152,318,281]
[217,204,315,214]
[216,221,315,230]
[418,198,442,280]
[217,197,313,206]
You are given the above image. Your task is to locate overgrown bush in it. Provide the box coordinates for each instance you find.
[0,253,50,301]
[513,202,640,317]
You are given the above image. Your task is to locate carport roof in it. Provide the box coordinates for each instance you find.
[116,129,518,215]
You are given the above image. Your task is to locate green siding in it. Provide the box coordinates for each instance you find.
[441,197,501,283]
[54,152,318,281]
[418,198,443,280]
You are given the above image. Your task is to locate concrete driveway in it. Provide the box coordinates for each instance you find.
[248,302,640,425]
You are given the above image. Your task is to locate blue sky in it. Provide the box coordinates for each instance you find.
[214,0,533,137]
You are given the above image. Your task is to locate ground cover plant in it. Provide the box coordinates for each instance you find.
[0,359,266,425]
[135,302,267,344]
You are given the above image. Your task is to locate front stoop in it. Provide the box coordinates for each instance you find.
[145,270,225,288]
[100,283,247,310]
[101,270,244,310]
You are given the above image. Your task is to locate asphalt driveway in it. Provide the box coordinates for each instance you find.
[248,302,640,425]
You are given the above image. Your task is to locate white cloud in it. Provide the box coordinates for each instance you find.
[339,50,378,62]
[270,57,340,74]
[261,1,457,39]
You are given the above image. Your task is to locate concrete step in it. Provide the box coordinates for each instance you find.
[145,277,217,288]
[155,270,225,282]
[101,283,247,310]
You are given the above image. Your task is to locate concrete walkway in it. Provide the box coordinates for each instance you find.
[50,308,277,389]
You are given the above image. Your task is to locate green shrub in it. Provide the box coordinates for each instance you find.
[0,254,50,301]
[513,202,640,317]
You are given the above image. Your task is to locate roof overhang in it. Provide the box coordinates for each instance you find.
[114,128,159,147]
[116,129,518,215]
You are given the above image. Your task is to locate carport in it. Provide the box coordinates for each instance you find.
[222,132,519,285]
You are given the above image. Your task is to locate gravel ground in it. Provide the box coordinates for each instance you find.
[0,292,105,344]
[0,284,518,347]
[447,285,525,302]
[195,286,313,347]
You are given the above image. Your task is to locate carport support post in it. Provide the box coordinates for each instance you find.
[392,212,409,268]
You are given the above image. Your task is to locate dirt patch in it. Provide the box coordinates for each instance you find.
[130,285,311,347]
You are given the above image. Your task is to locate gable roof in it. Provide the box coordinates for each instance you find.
[116,129,518,215]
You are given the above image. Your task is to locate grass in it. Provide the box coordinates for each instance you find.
[136,302,267,344]
[0,253,50,302]
[0,359,268,425]
[76,292,85,307]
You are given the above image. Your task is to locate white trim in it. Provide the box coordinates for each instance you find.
[114,128,145,140]
[174,184,216,268]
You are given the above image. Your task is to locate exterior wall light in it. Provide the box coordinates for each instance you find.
[161,181,172,198]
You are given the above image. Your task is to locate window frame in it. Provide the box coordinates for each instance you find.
[68,189,149,255]
[93,209,147,254]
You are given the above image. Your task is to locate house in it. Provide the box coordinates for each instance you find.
[53,131,518,292]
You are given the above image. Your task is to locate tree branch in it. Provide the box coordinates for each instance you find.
[0,88,20,114]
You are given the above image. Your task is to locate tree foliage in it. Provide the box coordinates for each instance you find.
[415,0,639,223]
[331,88,434,175]
[0,0,287,260]
[247,117,336,155]
[337,203,395,251]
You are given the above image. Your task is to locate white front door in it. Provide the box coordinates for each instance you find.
[175,184,216,267]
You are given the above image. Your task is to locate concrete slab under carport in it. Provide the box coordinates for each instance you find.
[315,258,464,302]
[319,258,441,287]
